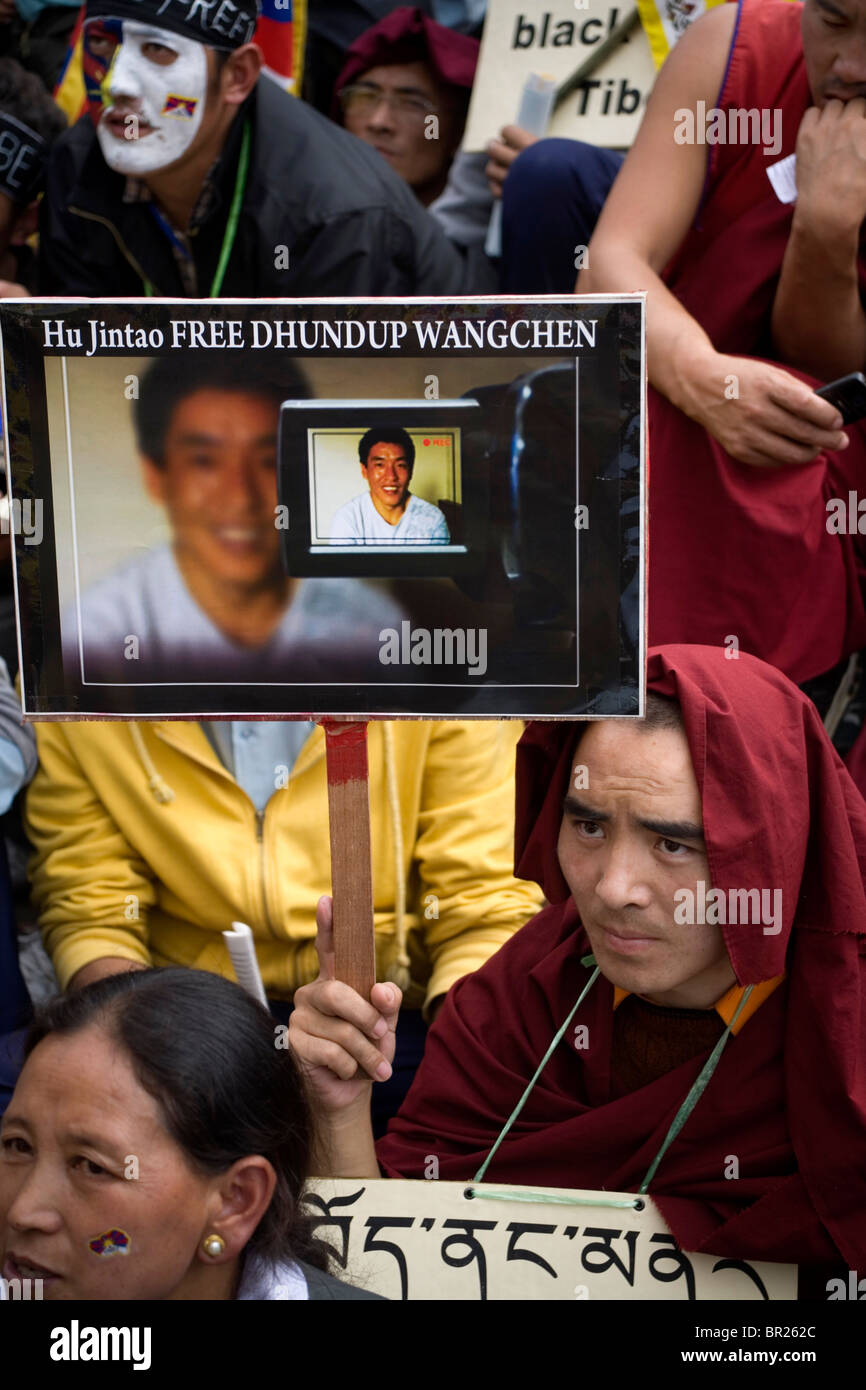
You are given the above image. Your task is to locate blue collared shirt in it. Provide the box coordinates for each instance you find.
[203,721,316,813]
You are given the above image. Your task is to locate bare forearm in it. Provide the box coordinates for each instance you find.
[580,241,848,468]
[772,214,866,380]
[580,246,717,415]
[69,958,147,991]
[311,1101,380,1179]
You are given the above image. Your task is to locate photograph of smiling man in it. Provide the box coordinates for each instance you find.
[329,427,451,546]
[64,353,404,685]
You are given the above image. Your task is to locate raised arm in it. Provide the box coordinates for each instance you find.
[579,6,735,402]
[771,95,866,378]
[289,896,401,1178]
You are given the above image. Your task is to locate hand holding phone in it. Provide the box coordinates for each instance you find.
[814,371,866,425]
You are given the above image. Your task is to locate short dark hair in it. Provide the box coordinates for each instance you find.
[0,57,66,151]
[24,968,330,1272]
[133,353,310,467]
[358,426,415,473]
[641,691,684,732]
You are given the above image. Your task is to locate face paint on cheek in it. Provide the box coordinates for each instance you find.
[162,95,199,118]
[95,21,208,176]
[88,1228,131,1257]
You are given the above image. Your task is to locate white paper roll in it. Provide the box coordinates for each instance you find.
[223,921,268,1008]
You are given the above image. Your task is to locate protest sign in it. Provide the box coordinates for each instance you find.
[463,0,657,151]
[0,296,645,721]
[303,1179,798,1301]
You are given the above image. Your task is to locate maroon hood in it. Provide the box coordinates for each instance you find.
[333,5,479,110]
[379,644,866,1270]
[515,644,866,984]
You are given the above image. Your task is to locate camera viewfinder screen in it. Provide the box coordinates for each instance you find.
[308,426,464,553]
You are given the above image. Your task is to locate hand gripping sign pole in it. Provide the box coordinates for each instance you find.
[320,718,377,1001]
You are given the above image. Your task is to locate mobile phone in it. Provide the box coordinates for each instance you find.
[814,371,866,425]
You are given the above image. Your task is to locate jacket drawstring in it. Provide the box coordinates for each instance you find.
[130,725,176,805]
[382,721,411,992]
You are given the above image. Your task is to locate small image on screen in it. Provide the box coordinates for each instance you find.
[309,425,465,552]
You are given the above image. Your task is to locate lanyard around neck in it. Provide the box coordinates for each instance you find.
[472,956,754,1201]
[143,118,251,300]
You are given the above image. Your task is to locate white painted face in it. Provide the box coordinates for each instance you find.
[94,19,209,176]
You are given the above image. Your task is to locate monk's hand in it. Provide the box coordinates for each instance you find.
[681,351,849,467]
[794,98,866,240]
[485,125,538,199]
[0,280,30,298]
[288,895,402,1114]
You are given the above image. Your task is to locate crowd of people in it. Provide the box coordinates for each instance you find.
[0,0,865,1304]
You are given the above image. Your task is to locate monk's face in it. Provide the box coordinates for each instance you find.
[557,722,736,1010]
[802,0,866,108]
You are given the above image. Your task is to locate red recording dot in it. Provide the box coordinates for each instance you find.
[423,438,430,446]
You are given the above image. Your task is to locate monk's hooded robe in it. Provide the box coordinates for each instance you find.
[377,645,866,1285]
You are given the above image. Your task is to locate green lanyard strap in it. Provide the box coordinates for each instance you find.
[143,118,251,300]
[473,956,600,1185]
[472,957,755,1207]
[638,983,753,1193]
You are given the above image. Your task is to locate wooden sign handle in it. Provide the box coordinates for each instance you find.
[321,719,377,1000]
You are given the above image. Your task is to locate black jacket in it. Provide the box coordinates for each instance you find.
[38,75,468,298]
[300,1260,385,1301]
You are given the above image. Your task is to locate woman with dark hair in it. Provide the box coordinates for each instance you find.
[0,968,381,1300]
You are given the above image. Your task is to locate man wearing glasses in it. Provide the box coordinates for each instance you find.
[333,6,478,208]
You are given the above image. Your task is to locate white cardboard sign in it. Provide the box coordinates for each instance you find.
[303,1179,798,1301]
[463,1,657,151]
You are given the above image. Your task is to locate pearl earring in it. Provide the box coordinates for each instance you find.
[202,1233,226,1258]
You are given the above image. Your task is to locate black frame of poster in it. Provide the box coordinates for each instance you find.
[0,296,645,719]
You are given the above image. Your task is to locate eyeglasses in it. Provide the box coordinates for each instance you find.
[338,84,438,122]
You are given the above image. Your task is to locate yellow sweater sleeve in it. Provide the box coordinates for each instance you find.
[409,721,544,1011]
[24,723,157,989]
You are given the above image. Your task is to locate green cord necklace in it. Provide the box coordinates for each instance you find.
[143,118,251,299]
[471,955,754,1209]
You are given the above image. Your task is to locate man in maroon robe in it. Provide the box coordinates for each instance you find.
[290,646,866,1289]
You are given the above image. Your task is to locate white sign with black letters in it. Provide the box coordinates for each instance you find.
[303,1179,798,1301]
[463,1,656,151]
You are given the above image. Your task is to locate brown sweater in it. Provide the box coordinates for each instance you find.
[610,993,726,1098]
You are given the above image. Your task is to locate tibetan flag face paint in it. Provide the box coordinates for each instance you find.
[88,1228,131,1256]
[162,94,198,118]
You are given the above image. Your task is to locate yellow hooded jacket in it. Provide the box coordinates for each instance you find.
[25,719,544,1012]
